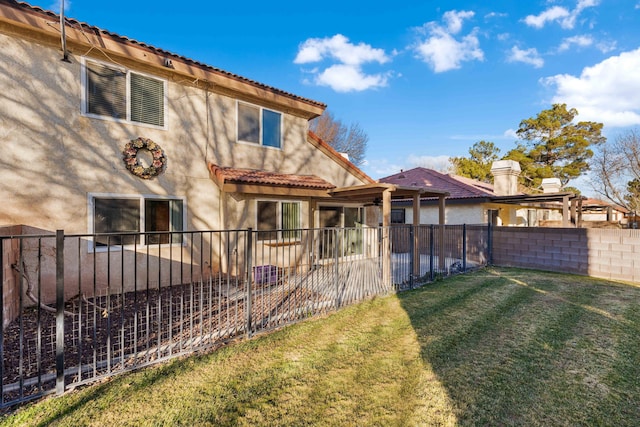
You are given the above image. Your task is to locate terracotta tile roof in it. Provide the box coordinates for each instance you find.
[208,163,335,190]
[379,167,497,199]
[4,1,325,110]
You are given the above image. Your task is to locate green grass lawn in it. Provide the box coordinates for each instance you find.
[3,267,639,426]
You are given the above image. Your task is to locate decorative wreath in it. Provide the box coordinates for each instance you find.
[122,137,167,179]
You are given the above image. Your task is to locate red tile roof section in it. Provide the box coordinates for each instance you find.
[208,163,335,190]
[3,0,325,110]
[379,167,497,199]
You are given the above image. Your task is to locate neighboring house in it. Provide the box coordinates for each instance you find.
[540,198,629,228]
[380,161,586,227]
[580,199,628,224]
[379,163,526,225]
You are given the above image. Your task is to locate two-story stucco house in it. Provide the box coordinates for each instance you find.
[1,1,449,307]
[0,0,378,238]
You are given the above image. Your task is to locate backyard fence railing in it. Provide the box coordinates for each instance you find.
[0,224,488,408]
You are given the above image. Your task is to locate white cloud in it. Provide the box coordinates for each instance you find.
[443,10,475,34]
[407,155,453,173]
[524,6,571,28]
[524,0,600,30]
[558,35,594,52]
[543,48,640,127]
[294,34,391,92]
[503,129,519,140]
[294,34,388,66]
[485,12,508,20]
[315,65,391,93]
[595,40,617,53]
[366,155,454,178]
[413,11,484,73]
[507,46,544,68]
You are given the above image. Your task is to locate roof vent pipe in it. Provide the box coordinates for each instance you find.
[60,1,69,62]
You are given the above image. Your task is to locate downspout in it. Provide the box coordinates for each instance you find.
[60,1,70,62]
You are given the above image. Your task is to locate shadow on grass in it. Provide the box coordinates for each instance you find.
[396,267,640,426]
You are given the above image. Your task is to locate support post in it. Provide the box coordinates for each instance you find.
[409,225,414,289]
[334,227,340,309]
[429,225,435,281]
[412,193,420,285]
[56,230,64,395]
[438,196,446,273]
[462,224,467,272]
[562,195,570,227]
[245,228,253,339]
[382,189,392,286]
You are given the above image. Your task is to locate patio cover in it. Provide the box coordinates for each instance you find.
[208,163,450,227]
[329,183,450,227]
[491,192,580,227]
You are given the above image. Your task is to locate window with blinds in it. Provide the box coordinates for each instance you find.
[84,59,165,127]
[256,200,301,241]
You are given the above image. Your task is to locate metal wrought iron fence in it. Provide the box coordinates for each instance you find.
[390,224,490,291]
[0,224,489,408]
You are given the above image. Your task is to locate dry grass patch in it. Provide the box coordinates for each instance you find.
[2,267,639,426]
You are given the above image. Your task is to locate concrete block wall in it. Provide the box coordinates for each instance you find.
[492,227,640,283]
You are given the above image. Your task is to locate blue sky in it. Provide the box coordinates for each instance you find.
[49,1,640,188]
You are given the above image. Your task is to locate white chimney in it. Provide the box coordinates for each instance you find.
[541,178,562,193]
[491,160,521,196]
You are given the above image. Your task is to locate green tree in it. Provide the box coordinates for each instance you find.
[509,103,605,189]
[450,140,500,183]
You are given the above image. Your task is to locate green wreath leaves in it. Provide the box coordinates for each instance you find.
[123,137,166,179]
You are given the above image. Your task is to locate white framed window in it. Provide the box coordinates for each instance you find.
[256,200,300,241]
[81,58,167,128]
[88,193,185,250]
[237,101,282,148]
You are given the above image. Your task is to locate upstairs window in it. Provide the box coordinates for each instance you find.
[237,102,282,148]
[83,59,166,128]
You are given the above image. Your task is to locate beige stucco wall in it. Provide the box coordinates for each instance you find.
[397,202,527,226]
[399,204,485,225]
[0,30,370,313]
[0,32,366,234]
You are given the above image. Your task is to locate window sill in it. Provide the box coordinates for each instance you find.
[261,241,301,247]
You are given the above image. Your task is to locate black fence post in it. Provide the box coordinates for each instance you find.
[334,228,340,310]
[0,237,4,406]
[409,225,415,289]
[488,223,493,265]
[429,225,435,282]
[245,228,253,339]
[463,224,467,272]
[55,230,64,395]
